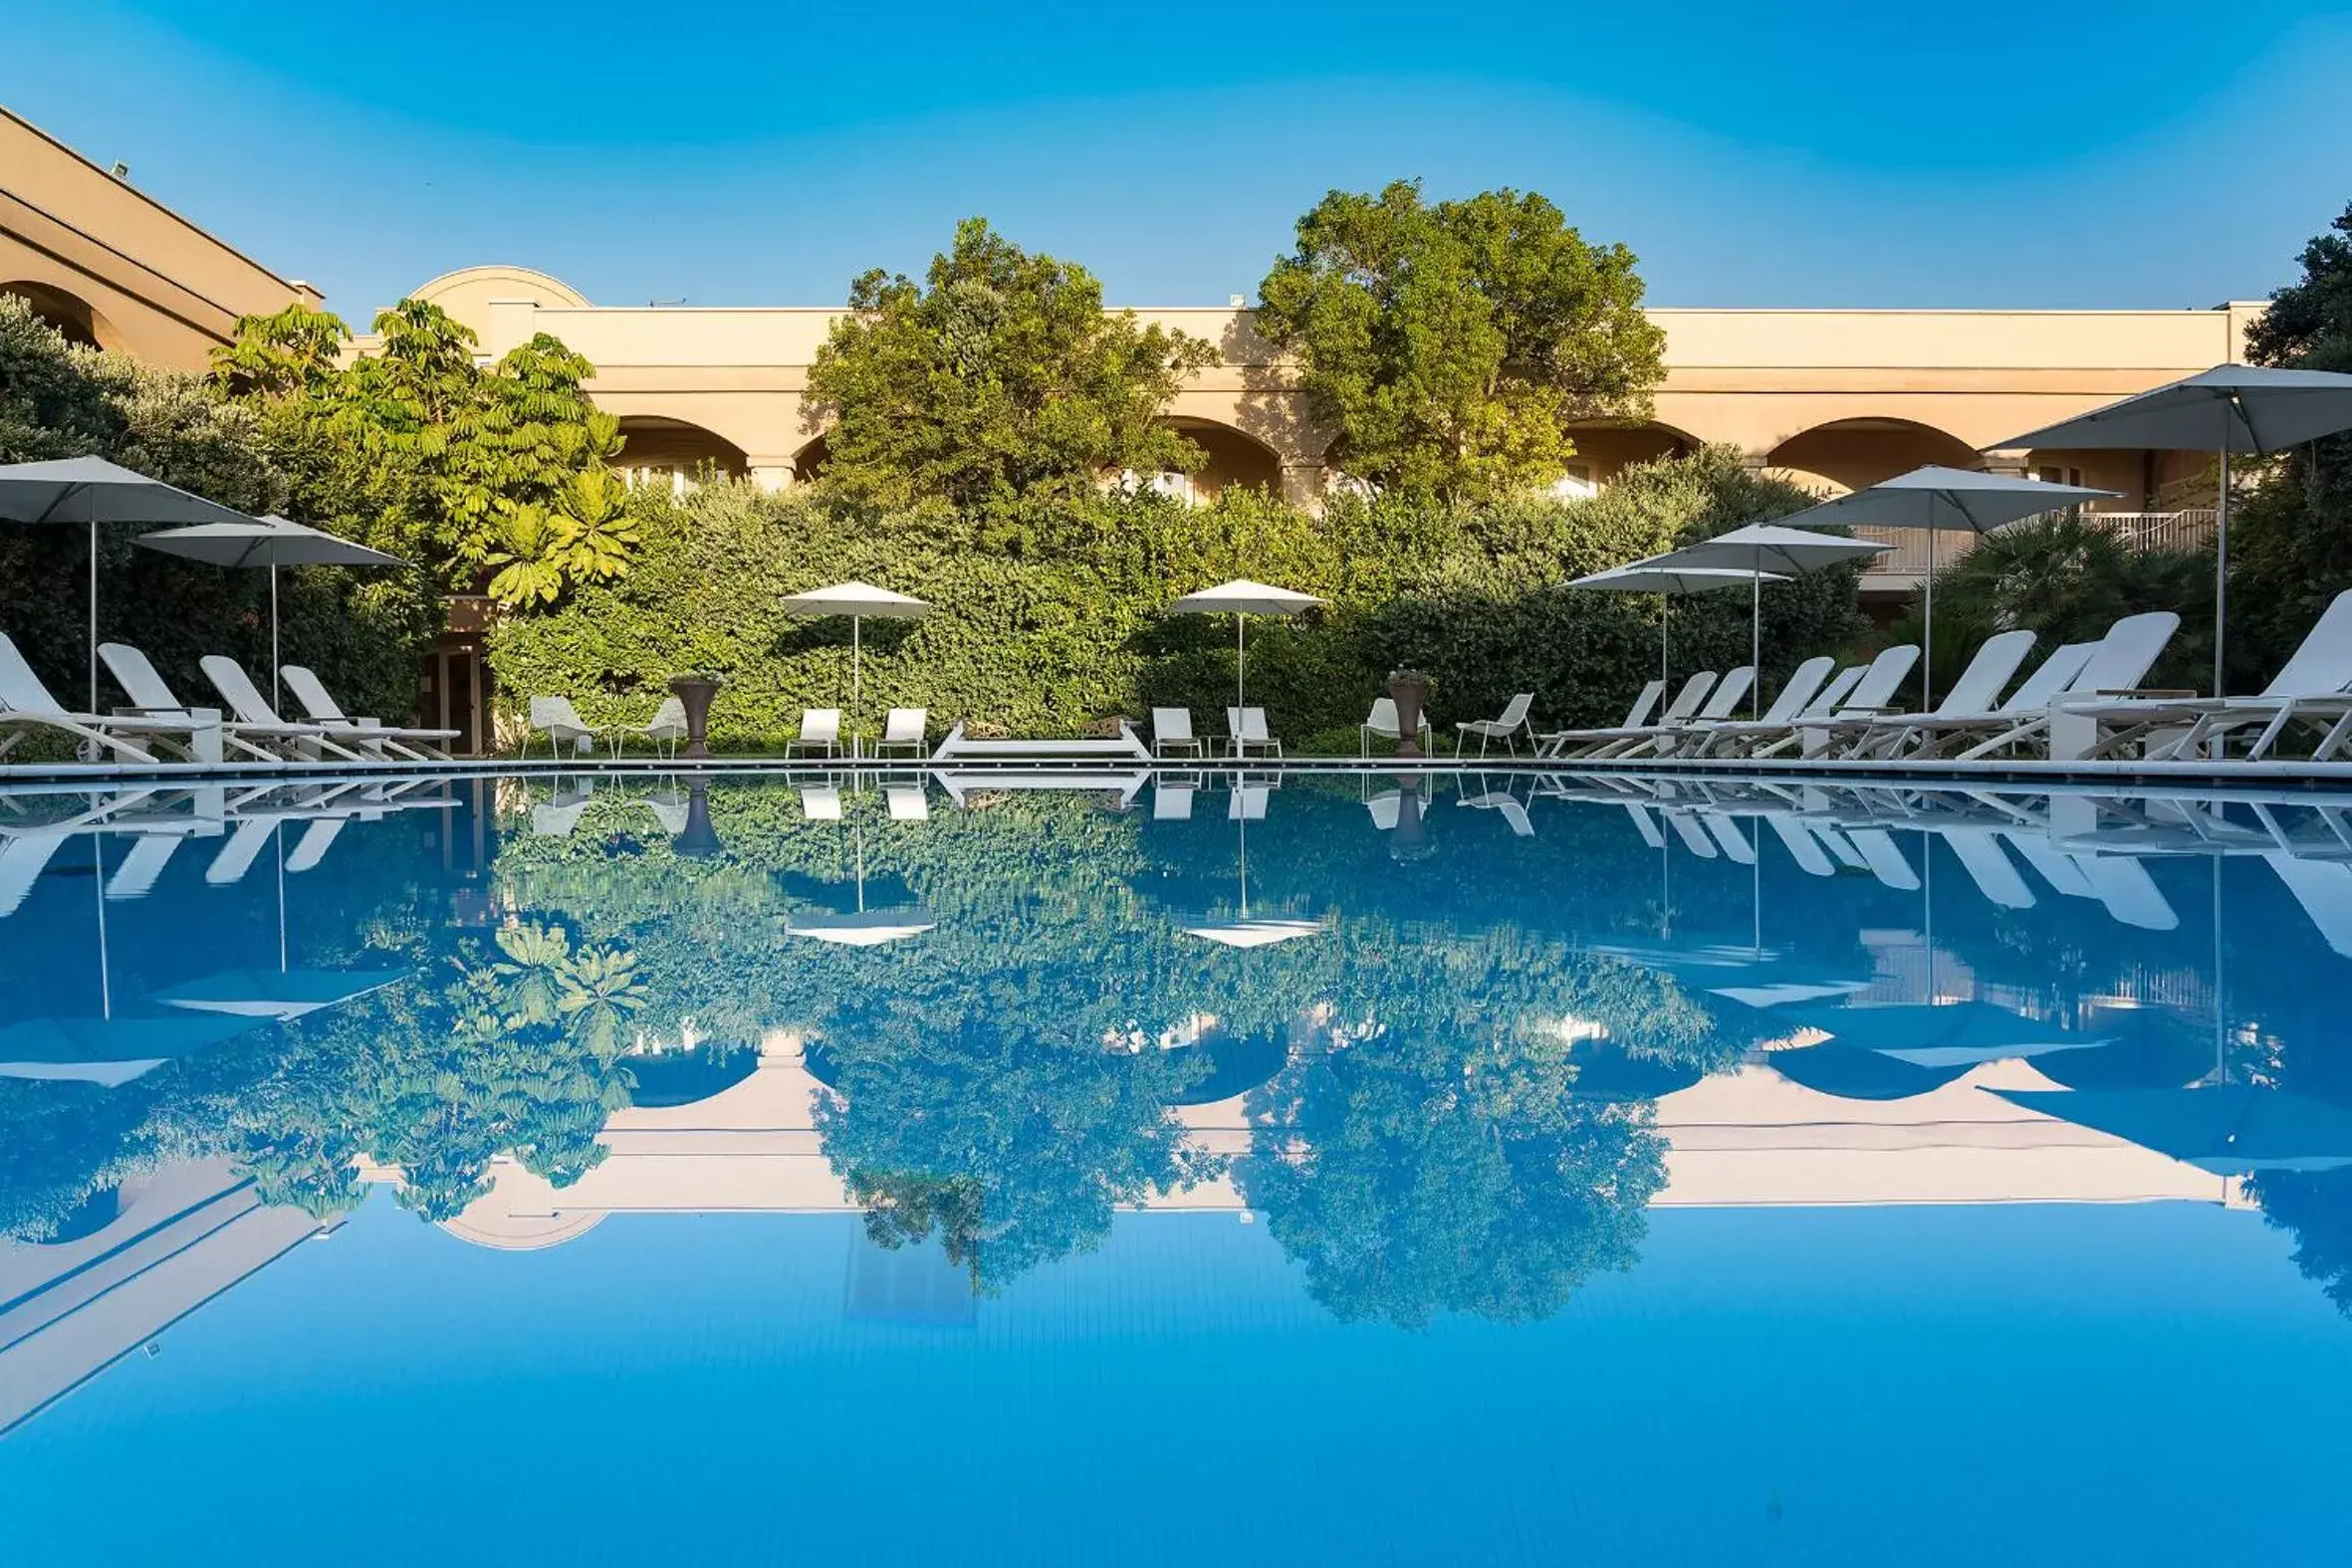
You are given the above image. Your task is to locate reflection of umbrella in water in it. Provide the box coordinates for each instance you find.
[1181,794,1324,950]
[783,813,933,947]
[1996,1086,2352,1175]
[1564,1039,1708,1101]
[1776,1001,2109,1069]
[2026,1009,2214,1091]
[0,1014,258,1087]
[153,967,403,1019]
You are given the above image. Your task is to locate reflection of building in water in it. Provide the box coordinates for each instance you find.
[0,1032,2255,1434]
[422,1035,2247,1251]
[0,1160,334,1436]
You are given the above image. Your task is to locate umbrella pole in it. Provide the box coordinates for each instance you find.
[2215,444,2231,698]
[276,822,288,973]
[1236,614,1247,715]
[88,507,100,716]
[1659,593,1668,687]
[1924,527,1937,712]
[851,614,862,762]
[270,563,281,712]
[1751,552,1762,721]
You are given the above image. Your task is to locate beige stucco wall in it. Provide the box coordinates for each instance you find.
[376,265,2263,511]
[0,107,322,371]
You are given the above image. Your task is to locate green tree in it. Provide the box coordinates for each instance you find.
[1254,180,1667,505]
[2231,198,2352,688]
[207,301,352,399]
[805,218,1220,514]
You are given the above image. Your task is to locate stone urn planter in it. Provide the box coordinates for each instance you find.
[1386,669,1432,759]
[667,673,725,761]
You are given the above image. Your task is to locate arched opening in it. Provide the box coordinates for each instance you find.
[1557,422,1702,496]
[610,416,749,493]
[1155,417,1284,503]
[793,434,830,486]
[2,281,119,351]
[1763,417,1982,495]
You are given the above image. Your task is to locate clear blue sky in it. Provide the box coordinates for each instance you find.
[10,0,2352,319]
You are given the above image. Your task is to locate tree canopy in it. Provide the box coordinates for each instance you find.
[805,218,1220,515]
[1254,180,1667,505]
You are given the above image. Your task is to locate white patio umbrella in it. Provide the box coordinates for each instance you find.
[1567,562,1785,688]
[0,455,259,713]
[2000,365,2352,695]
[778,580,930,759]
[136,515,404,708]
[1166,578,1327,712]
[1771,466,2116,708]
[1643,525,1893,718]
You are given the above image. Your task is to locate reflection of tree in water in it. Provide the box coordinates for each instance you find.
[812,1013,1219,1293]
[1242,1023,1665,1328]
[226,921,645,1221]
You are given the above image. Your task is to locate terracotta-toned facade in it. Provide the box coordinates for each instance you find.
[0,107,322,369]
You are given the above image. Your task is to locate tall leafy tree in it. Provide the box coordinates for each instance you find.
[805,218,1220,513]
[2222,199,2352,685]
[1254,180,1667,505]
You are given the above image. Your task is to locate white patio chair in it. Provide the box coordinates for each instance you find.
[526,696,597,762]
[1225,706,1283,760]
[621,697,688,762]
[787,708,841,760]
[1456,692,1535,758]
[1360,697,1433,757]
[875,708,928,760]
[1152,707,1204,759]
[280,664,459,761]
[1154,781,1197,820]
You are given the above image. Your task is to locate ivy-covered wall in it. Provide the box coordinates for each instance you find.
[488,447,1868,751]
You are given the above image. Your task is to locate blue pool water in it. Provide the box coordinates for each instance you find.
[3,771,2351,1564]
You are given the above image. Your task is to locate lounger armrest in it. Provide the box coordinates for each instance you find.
[2096,688,2198,698]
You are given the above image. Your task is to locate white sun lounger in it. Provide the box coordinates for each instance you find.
[1225,707,1283,760]
[1884,642,2097,760]
[1552,673,1718,760]
[1694,664,1866,759]
[1682,658,1835,759]
[1954,612,2180,761]
[1537,680,1664,759]
[280,664,458,761]
[1837,631,2038,759]
[1600,668,1758,760]
[875,708,929,760]
[1,634,216,765]
[1750,645,1922,759]
[100,642,313,764]
[200,656,374,761]
[2055,590,2352,762]
[786,708,840,760]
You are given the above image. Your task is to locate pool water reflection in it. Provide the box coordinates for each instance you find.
[3,770,2352,1563]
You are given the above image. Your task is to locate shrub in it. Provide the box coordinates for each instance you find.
[487,446,1863,749]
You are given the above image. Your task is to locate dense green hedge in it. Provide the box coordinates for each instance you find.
[489,447,1867,750]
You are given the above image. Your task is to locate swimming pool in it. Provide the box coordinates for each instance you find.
[3,770,2350,1564]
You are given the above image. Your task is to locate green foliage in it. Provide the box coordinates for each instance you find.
[489,446,1859,749]
[1255,179,1667,504]
[806,218,1221,514]
[206,300,351,399]
[2227,198,2352,690]
[0,296,440,725]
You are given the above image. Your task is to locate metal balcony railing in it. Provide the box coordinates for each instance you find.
[1855,509,2219,577]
